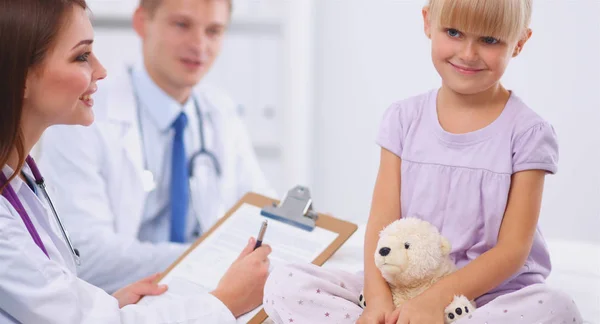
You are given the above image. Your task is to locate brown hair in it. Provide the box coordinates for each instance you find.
[140,0,233,17]
[427,0,532,42]
[0,0,87,191]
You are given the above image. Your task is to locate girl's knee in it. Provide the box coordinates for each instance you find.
[264,264,295,298]
[264,264,314,299]
[546,288,582,318]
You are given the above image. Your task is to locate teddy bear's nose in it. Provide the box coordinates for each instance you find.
[379,247,391,256]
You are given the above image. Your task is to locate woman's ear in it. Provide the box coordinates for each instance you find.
[23,77,30,99]
[422,6,432,39]
[513,28,533,57]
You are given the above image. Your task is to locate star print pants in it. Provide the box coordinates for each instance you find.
[263,263,583,324]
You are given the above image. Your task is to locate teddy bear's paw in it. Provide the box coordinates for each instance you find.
[358,291,367,309]
[444,295,475,323]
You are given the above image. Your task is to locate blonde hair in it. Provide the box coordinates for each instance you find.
[427,0,532,42]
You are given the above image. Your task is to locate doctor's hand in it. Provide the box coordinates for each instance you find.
[112,273,168,308]
[211,237,271,318]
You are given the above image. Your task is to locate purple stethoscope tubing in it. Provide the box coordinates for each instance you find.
[0,156,80,266]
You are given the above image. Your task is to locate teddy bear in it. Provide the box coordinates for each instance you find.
[444,295,475,323]
[358,217,476,323]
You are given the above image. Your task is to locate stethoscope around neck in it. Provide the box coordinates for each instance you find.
[0,156,81,266]
[127,66,222,193]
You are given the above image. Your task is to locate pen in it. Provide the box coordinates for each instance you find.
[254,220,268,250]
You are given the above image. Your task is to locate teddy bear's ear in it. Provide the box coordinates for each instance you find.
[441,237,452,256]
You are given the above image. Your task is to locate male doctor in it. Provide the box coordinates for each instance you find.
[38,0,274,310]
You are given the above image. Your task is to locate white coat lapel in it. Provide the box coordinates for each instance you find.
[193,88,235,223]
[105,68,146,236]
[106,68,144,174]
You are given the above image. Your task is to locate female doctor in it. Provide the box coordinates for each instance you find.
[0,0,271,323]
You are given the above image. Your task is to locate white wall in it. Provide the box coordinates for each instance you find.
[311,0,600,244]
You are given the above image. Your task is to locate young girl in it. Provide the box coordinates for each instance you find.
[263,0,583,323]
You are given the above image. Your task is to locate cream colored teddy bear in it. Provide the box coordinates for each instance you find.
[358,217,476,323]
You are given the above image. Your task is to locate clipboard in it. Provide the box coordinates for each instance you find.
[147,185,358,324]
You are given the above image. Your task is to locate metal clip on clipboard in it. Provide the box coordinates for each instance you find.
[260,185,319,231]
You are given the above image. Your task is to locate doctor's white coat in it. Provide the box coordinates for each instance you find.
[0,165,237,323]
[37,67,274,294]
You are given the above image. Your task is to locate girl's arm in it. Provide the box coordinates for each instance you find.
[363,148,403,305]
[424,169,547,305]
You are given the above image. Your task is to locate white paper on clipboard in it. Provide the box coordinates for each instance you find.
[138,203,339,323]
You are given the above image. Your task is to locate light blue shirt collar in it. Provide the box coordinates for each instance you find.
[130,65,192,132]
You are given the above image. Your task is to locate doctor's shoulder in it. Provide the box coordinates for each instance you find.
[38,122,111,163]
[194,82,240,117]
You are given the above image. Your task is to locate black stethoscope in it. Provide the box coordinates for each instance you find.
[0,156,81,266]
[128,67,222,192]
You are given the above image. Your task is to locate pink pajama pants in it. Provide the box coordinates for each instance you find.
[263,263,583,324]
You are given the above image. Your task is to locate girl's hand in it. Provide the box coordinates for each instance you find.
[357,298,396,324]
[385,292,446,324]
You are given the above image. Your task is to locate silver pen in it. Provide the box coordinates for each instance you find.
[254,220,268,250]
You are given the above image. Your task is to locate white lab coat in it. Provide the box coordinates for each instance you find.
[0,164,237,323]
[36,66,274,293]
